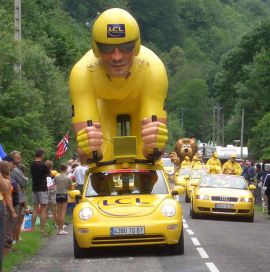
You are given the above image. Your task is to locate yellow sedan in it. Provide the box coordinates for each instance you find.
[174,167,192,188]
[190,174,256,222]
[71,163,185,258]
[185,166,209,203]
[161,157,175,182]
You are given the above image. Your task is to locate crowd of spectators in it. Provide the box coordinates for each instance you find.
[0,148,88,271]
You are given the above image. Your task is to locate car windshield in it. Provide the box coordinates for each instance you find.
[162,158,174,167]
[199,175,248,189]
[191,168,208,179]
[179,168,191,176]
[85,170,169,197]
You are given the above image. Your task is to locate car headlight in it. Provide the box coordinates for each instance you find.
[161,205,176,217]
[239,197,253,202]
[79,207,93,220]
[196,195,209,200]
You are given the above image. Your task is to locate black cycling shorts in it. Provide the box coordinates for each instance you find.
[56,194,68,203]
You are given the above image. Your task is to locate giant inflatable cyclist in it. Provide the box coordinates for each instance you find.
[69,8,168,164]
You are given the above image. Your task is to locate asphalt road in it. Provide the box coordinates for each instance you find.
[13,197,270,272]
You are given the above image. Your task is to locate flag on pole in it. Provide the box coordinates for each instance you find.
[55,131,70,159]
[0,144,7,160]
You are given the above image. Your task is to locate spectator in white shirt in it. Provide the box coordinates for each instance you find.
[72,164,88,193]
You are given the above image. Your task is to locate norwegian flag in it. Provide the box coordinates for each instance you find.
[55,131,70,159]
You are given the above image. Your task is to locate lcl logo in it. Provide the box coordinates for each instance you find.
[103,198,149,206]
[107,24,125,38]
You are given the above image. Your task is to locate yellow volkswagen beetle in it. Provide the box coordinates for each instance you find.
[190,174,255,222]
[71,162,185,258]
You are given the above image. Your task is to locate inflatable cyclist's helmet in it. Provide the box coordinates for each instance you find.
[92,8,141,57]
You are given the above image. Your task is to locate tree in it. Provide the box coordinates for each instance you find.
[129,0,184,51]
[249,113,270,160]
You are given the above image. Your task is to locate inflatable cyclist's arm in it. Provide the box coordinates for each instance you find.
[140,59,168,158]
[69,61,103,161]
[69,64,100,132]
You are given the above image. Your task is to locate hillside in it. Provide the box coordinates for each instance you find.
[1,0,270,161]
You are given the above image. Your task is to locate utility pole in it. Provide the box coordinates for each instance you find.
[212,107,216,145]
[240,108,245,160]
[14,0,21,74]
[221,107,224,146]
[217,107,221,146]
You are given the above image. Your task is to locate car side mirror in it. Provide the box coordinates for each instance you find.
[69,190,82,204]
[249,184,256,190]
[171,186,185,195]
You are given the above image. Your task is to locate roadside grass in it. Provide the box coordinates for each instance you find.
[254,204,270,219]
[3,218,56,272]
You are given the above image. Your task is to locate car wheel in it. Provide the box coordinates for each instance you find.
[73,230,87,258]
[190,202,198,219]
[185,194,190,203]
[166,225,184,255]
[246,212,254,223]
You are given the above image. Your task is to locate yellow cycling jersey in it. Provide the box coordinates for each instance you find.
[69,45,168,161]
[206,157,221,174]
[222,161,243,176]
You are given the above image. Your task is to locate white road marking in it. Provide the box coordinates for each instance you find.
[196,247,209,259]
[191,237,201,246]
[186,229,194,235]
[184,219,220,272]
[205,262,220,272]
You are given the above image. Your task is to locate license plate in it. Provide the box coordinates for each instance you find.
[215,203,234,209]
[110,226,145,236]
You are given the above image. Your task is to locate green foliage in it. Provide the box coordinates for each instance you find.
[167,112,184,151]
[129,0,184,51]
[0,1,77,163]
[21,0,89,73]
[249,113,270,160]
[164,45,186,76]
[1,0,270,163]
[3,230,42,272]
[214,18,270,157]
[62,0,129,23]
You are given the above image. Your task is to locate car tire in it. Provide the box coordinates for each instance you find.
[190,202,198,219]
[73,230,88,258]
[185,194,190,203]
[246,212,254,223]
[166,225,184,255]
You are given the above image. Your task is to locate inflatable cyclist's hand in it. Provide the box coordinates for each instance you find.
[76,122,103,159]
[141,117,168,159]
